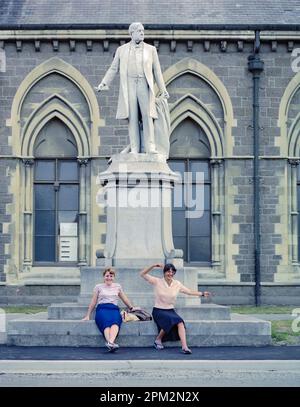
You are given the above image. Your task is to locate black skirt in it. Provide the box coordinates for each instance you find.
[152,307,185,342]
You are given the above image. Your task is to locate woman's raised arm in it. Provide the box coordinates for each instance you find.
[140,263,163,282]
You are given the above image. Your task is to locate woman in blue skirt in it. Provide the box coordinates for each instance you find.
[82,267,136,352]
[140,263,211,354]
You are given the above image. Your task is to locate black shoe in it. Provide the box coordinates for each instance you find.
[181,348,192,354]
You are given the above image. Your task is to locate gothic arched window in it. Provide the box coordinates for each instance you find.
[168,118,212,264]
[33,119,79,263]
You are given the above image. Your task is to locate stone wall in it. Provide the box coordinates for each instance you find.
[0,31,300,292]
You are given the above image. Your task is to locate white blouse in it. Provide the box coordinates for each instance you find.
[93,283,122,306]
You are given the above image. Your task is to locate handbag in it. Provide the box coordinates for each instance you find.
[128,308,152,321]
[121,310,139,322]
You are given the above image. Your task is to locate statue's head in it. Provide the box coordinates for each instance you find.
[129,22,144,43]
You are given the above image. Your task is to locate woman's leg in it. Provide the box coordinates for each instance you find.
[103,327,111,342]
[155,329,165,344]
[108,324,120,344]
[177,322,189,350]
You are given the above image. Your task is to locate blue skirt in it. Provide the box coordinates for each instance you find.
[152,307,185,342]
[95,303,122,337]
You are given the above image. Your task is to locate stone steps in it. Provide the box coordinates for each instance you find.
[48,303,231,321]
[18,267,80,285]
[4,263,272,348]
[19,279,81,285]
[7,314,271,347]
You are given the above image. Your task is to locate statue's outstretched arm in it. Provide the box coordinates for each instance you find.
[96,48,120,91]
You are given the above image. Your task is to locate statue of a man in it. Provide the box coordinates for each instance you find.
[96,22,169,154]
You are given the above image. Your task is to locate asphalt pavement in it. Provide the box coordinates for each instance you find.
[0,344,300,360]
[1,313,299,387]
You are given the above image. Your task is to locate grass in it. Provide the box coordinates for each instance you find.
[231,306,296,314]
[271,320,300,345]
[229,306,300,345]
[0,306,47,314]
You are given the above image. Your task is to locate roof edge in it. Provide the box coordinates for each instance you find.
[0,23,300,31]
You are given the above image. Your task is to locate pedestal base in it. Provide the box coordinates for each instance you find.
[96,153,183,267]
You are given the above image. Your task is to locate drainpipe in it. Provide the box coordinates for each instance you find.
[248,31,264,306]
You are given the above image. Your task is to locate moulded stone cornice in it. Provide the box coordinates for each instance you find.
[1,29,300,42]
[0,29,256,41]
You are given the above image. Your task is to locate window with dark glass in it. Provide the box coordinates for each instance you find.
[168,118,211,264]
[33,159,79,262]
[33,119,79,263]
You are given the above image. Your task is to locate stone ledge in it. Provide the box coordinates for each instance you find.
[47,303,231,321]
[6,315,271,347]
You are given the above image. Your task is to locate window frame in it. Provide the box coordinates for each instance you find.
[168,157,212,266]
[33,157,80,265]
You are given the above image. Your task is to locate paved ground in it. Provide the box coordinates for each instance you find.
[0,345,300,387]
[1,312,299,387]
[0,345,300,360]
[0,360,300,387]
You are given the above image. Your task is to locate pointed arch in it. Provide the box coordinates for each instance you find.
[278,71,300,157]
[21,94,90,157]
[170,94,224,157]
[167,96,226,277]
[161,58,236,156]
[279,70,300,153]
[288,112,300,157]
[8,57,98,277]
[10,57,102,156]
[280,73,300,280]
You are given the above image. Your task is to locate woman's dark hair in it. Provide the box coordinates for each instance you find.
[163,263,177,274]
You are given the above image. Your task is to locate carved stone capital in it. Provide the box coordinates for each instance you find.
[22,158,34,167]
[288,159,300,167]
[77,158,89,166]
[210,158,224,167]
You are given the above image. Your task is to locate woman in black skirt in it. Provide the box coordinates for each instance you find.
[140,263,211,354]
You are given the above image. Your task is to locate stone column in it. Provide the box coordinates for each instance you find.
[78,158,89,265]
[289,159,300,265]
[210,159,223,267]
[219,159,225,267]
[22,158,34,272]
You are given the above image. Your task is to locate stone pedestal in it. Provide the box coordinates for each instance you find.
[96,153,183,267]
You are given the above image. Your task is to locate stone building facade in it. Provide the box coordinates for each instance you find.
[0,0,300,304]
